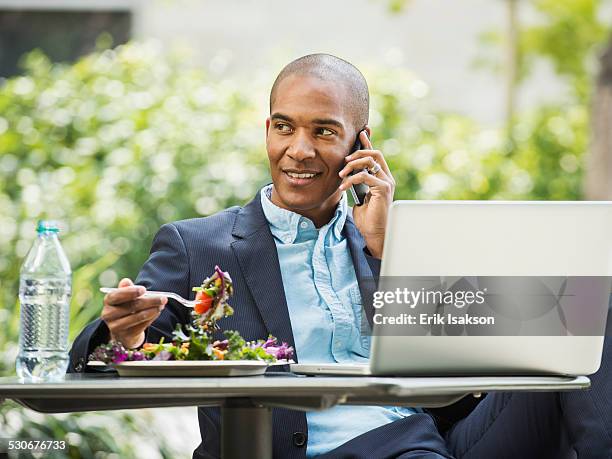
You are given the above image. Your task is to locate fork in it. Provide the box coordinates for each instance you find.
[99,287,197,308]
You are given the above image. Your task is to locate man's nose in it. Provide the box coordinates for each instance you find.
[286,134,316,161]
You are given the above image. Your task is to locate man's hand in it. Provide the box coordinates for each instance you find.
[339,130,395,259]
[101,278,167,349]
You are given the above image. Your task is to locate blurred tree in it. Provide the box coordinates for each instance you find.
[459,0,610,194]
[586,34,612,199]
[383,0,599,198]
[0,399,178,459]
[512,0,612,198]
[505,0,520,132]
[473,0,609,103]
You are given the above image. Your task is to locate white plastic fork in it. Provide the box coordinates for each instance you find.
[99,287,197,308]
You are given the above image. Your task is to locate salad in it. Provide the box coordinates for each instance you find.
[89,266,293,364]
[191,265,235,328]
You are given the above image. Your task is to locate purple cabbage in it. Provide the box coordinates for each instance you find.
[131,351,146,361]
[259,337,294,360]
[89,342,151,364]
[110,343,129,363]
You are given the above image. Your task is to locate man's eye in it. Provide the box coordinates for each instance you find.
[275,123,292,132]
[317,128,334,136]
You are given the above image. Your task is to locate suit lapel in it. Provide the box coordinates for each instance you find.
[230,191,298,358]
[344,215,377,327]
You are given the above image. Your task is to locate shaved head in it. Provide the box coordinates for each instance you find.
[269,53,369,131]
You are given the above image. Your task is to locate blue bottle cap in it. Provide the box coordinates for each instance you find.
[36,220,60,233]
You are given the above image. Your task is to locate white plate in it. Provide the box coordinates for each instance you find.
[87,360,291,377]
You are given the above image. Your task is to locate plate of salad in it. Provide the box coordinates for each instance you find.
[87,360,271,377]
[88,266,294,377]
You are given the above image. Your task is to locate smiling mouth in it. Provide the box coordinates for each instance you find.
[283,170,321,185]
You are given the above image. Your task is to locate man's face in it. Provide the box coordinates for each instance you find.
[266,74,357,225]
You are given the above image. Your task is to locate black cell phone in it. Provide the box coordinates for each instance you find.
[348,131,369,206]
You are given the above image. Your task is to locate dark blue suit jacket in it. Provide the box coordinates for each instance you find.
[68,190,381,459]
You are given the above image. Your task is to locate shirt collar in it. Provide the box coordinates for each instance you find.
[260,184,348,244]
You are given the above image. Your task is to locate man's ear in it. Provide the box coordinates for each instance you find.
[265,118,271,140]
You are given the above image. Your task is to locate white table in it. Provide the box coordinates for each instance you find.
[0,373,590,459]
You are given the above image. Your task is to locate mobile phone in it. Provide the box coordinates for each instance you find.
[348,131,369,206]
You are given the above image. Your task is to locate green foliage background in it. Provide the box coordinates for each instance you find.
[0,41,594,350]
[0,0,609,456]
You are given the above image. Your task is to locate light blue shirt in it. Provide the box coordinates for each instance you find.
[260,185,415,457]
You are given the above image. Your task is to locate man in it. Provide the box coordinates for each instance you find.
[69,54,611,458]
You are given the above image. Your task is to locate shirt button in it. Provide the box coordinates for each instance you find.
[300,221,308,229]
[293,431,307,447]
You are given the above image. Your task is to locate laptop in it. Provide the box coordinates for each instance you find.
[291,201,612,376]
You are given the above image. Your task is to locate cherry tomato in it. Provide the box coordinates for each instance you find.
[194,295,213,314]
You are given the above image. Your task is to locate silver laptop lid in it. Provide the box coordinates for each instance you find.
[369,201,612,376]
[380,201,612,277]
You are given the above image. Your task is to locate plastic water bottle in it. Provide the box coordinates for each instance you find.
[16,220,71,381]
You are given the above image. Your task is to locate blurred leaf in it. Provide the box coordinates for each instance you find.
[386,0,412,14]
